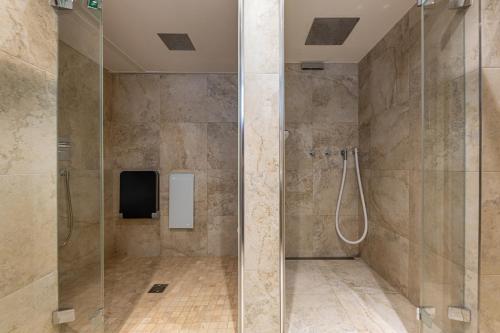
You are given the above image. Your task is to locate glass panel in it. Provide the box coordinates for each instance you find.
[421,0,472,332]
[56,1,103,332]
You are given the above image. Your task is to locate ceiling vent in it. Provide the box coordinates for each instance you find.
[158,33,196,51]
[305,18,360,46]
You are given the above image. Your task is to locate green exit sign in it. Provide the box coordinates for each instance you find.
[87,0,99,9]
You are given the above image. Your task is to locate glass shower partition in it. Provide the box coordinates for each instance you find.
[56,1,104,332]
[420,0,480,332]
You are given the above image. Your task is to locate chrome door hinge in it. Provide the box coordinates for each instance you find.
[448,306,471,322]
[417,306,436,328]
[449,0,472,9]
[50,0,73,9]
[417,0,471,8]
[417,0,436,7]
[52,309,75,325]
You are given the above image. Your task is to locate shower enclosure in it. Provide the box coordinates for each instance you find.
[56,1,104,332]
[419,0,480,332]
[283,0,481,332]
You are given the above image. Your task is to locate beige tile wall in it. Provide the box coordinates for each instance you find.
[358,7,421,304]
[241,0,282,331]
[285,63,360,258]
[0,1,58,332]
[107,73,238,257]
[480,0,500,331]
[57,41,101,284]
[56,41,104,332]
[359,3,482,331]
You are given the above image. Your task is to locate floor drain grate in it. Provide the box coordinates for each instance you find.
[148,284,168,293]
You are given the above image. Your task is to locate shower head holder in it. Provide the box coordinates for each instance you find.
[341,149,348,160]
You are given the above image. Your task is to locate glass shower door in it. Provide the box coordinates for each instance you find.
[56,1,103,332]
[420,0,479,332]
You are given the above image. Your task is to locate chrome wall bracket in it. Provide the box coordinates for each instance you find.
[50,0,73,9]
[448,306,471,322]
[417,306,436,328]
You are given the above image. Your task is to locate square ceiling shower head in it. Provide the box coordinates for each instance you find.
[305,18,360,45]
[158,33,196,51]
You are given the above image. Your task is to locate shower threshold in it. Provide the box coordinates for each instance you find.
[285,256,356,260]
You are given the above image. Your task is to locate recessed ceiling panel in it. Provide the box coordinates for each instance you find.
[305,17,360,45]
[285,0,415,64]
[158,33,196,51]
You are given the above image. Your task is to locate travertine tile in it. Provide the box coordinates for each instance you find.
[368,170,409,238]
[207,122,238,170]
[312,122,359,170]
[423,76,466,172]
[285,64,360,261]
[285,69,314,124]
[161,214,208,257]
[115,224,161,257]
[285,169,313,216]
[285,64,358,124]
[0,0,57,74]
[65,170,100,223]
[284,122,313,171]
[161,74,237,123]
[420,248,465,332]
[243,0,280,74]
[112,74,161,124]
[206,74,238,122]
[58,42,101,171]
[58,222,100,283]
[244,73,280,273]
[0,1,58,331]
[312,215,360,257]
[357,6,425,303]
[0,272,58,333]
[285,260,418,333]
[0,174,57,299]
[285,215,314,257]
[0,53,56,175]
[479,274,500,333]
[244,270,280,333]
[482,0,500,67]
[482,68,500,172]
[423,1,466,82]
[109,73,238,261]
[370,105,410,171]
[160,122,208,171]
[111,74,161,169]
[207,169,237,217]
[480,172,500,275]
[313,168,358,216]
[104,257,237,333]
[363,223,409,296]
[208,216,238,256]
[422,170,465,265]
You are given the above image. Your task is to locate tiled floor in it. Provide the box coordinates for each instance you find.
[285,259,419,333]
[105,256,238,333]
[90,256,417,333]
